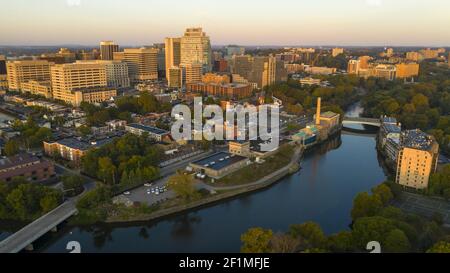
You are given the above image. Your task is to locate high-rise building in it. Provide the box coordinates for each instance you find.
[373,64,397,81]
[168,66,183,88]
[100,41,119,60]
[183,63,202,84]
[331,48,344,57]
[347,60,360,74]
[165,38,181,84]
[231,55,253,80]
[6,60,53,91]
[396,63,420,79]
[396,130,439,190]
[76,60,130,88]
[0,55,7,90]
[180,27,212,72]
[51,62,116,106]
[123,47,159,82]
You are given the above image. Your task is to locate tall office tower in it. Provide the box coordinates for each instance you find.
[396,130,439,190]
[77,60,130,88]
[180,27,212,72]
[0,55,7,90]
[386,48,394,57]
[168,66,183,88]
[6,60,53,91]
[153,43,166,79]
[51,62,116,106]
[331,48,344,57]
[231,55,253,80]
[183,63,202,84]
[261,56,277,88]
[165,38,181,83]
[100,41,119,60]
[275,59,288,82]
[347,60,360,74]
[123,47,159,82]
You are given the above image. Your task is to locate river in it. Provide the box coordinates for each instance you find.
[0,103,388,252]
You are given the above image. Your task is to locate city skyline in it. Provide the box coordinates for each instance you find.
[1,0,450,46]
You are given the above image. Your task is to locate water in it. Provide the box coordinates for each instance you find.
[1,103,387,253]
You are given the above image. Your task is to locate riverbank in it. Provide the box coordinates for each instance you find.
[104,146,303,224]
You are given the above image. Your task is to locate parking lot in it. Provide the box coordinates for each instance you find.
[122,176,175,206]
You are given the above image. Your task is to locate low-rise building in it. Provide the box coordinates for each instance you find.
[229,140,251,157]
[21,80,52,98]
[125,123,170,142]
[189,151,250,179]
[0,153,55,183]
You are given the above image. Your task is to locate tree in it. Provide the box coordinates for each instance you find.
[327,231,354,252]
[288,222,326,250]
[62,175,84,197]
[427,241,450,253]
[167,171,198,201]
[351,192,383,221]
[384,229,411,253]
[269,233,301,253]
[241,227,273,253]
[352,216,395,250]
[40,191,62,213]
[371,184,393,206]
[4,140,20,156]
[97,157,117,185]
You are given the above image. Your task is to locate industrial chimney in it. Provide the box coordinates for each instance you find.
[315,97,321,126]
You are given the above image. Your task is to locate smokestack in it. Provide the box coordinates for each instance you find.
[316,97,321,126]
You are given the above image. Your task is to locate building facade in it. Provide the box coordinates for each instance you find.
[395,130,439,190]
[100,41,119,60]
[6,60,53,91]
[180,27,212,72]
[123,48,159,82]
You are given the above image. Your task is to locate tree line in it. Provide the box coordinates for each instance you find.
[241,182,450,253]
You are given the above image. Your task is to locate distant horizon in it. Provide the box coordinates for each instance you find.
[2,0,450,46]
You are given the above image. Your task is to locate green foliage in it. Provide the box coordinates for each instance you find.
[362,62,450,155]
[427,241,450,253]
[4,140,20,156]
[288,221,327,250]
[428,164,450,199]
[327,231,354,253]
[351,192,383,220]
[9,117,53,150]
[76,186,112,210]
[241,227,273,253]
[62,175,85,197]
[0,180,62,221]
[167,171,199,201]
[384,229,411,253]
[371,183,394,206]
[81,134,162,186]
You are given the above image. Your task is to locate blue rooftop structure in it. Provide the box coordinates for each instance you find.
[191,152,247,171]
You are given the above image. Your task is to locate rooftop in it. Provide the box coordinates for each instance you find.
[191,152,247,171]
[127,123,169,135]
[381,116,397,124]
[321,111,339,119]
[402,129,436,151]
[382,123,401,134]
[0,153,41,171]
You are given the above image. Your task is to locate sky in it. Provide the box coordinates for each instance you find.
[0,0,449,46]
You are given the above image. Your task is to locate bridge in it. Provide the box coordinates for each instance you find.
[0,200,77,253]
[342,116,381,127]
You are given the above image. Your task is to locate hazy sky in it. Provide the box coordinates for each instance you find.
[1,0,449,46]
